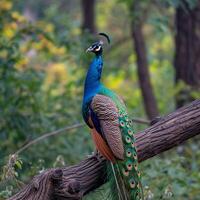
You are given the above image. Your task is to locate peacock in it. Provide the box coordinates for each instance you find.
[82,33,143,200]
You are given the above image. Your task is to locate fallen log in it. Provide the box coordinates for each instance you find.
[9,100,200,200]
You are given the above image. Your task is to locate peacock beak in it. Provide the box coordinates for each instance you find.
[86,46,93,53]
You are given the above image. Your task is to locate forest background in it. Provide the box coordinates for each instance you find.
[0,0,200,199]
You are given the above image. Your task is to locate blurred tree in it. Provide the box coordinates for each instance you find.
[81,0,96,33]
[174,0,200,108]
[130,1,159,120]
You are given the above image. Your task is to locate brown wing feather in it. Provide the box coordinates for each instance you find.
[91,94,124,160]
[91,128,116,163]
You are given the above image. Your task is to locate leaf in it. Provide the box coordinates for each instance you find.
[15,160,23,170]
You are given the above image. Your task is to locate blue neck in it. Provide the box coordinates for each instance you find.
[83,55,103,103]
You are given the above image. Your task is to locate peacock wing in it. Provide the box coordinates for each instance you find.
[91,94,124,160]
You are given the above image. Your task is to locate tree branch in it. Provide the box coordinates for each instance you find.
[13,118,149,156]
[9,100,200,200]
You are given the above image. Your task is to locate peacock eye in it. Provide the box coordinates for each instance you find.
[94,45,101,51]
[120,121,125,127]
[133,153,137,160]
[126,150,132,157]
[122,168,129,176]
[129,179,136,188]
[127,163,132,170]
[131,141,135,148]
[128,129,133,136]
[125,117,129,122]
[125,136,131,143]
[119,113,123,117]
[134,164,138,170]
[126,121,130,127]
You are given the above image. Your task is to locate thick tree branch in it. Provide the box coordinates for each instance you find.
[9,100,200,200]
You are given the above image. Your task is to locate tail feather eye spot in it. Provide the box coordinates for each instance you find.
[126,122,130,128]
[126,150,132,157]
[127,163,132,171]
[129,179,136,188]
[119,111,125,117]
[128,129,133,136]
[119,111,124,117]
[134,164,138,170]
[122,168,129,176]
[133,152,137,159]
[125,136,131,143]
[120,121,125,127]
[131,141,135,148]
[125,117,129,122]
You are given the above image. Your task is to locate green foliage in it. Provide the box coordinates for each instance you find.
[142,150,200,200]
[0,1,92,196]
[0,0,199,199]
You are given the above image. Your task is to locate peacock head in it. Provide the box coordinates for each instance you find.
[86,33,110,56]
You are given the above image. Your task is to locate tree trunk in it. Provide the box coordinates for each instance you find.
[9,100,200,200]
[81,0,96,34]
[174,1,200,108]
[131,19,159,120]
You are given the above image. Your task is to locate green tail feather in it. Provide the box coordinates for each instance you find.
[110,162,126,200]
[108,109,143,200]
[99,87,143,199]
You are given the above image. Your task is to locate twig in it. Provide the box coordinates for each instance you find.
[15,123,84,155]
[13,118,149,156]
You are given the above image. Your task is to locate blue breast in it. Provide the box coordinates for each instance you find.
[82,55,103,126]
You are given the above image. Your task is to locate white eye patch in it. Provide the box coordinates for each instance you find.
[94,46,101,51]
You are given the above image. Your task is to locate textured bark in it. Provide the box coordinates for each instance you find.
[130,2,159,120]
[131,22,159,120]
[9,100,200,200]
[174,1,200,108]
[81,0,96,34]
